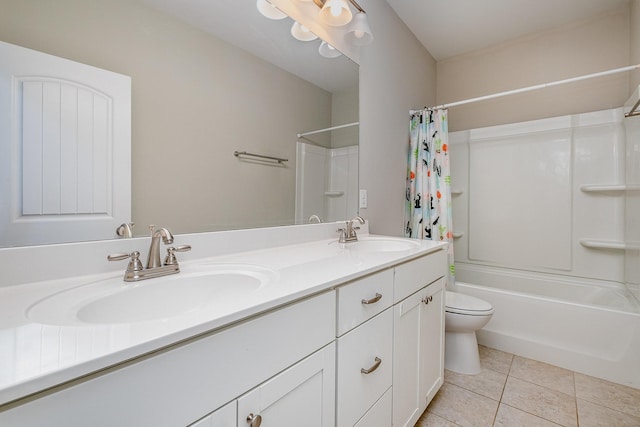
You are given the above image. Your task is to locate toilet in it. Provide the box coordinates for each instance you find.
[444,291,494,375]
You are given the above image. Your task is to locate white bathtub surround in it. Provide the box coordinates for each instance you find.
[295,142,359,224]
[0,221,447,423]
[450,108,627,280]
[449,106,640,389]
[626,85,640,296]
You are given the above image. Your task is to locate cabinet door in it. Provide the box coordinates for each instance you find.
[237,343,335,427]
[421,278,445,407]
[392,278,445,427]
[392,288,424,427]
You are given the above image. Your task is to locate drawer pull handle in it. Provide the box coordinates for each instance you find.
[361,357,382,374]
[422,295,433,304]
[361,293,382,305]
[246,413,262,427]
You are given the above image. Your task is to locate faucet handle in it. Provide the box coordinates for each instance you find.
[116,222,135,238]
[164,245,192,266]
[108,251,143,272]
[337,228,348,243]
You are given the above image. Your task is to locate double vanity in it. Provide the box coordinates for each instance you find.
[0,222,447,426]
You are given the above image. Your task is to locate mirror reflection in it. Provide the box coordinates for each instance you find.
[0,0,359,248]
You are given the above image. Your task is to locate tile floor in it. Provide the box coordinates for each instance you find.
[416,345,640,427]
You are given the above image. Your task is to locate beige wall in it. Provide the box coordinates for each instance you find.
[358,0,437,235]
[330,85,359,149]
[631,0,640,91]
[0,0,334,234]
[276,0,438,236]
[437,5,631,131]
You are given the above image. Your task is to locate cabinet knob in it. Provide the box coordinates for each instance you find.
[422,295,433,304]
[361,293,382,305]
[246,413,262,427]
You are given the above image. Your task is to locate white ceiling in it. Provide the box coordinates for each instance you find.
[140,0,630,91]
[386,0,630,60]
[140,0,358,93]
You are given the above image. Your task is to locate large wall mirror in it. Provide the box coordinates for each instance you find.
[0,0,359,248]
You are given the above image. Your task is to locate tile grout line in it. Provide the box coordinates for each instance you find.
[430,347,640,427]
[574,372,579,426]
[491,355,514,426]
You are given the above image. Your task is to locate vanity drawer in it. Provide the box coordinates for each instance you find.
[337,268,393,336]
[336,308,393,427]
[394,250,447,303]
[354,387,392,427]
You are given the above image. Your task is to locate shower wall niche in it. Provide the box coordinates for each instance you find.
[295,142,358,224]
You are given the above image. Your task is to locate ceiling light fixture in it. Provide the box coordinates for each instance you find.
[318,41,342,58]
[344,10,373,45]
[316,0,352,27]
[312,0,373,45]
[291,21,319,41]
[257,0,287,20]
[257,0,374,60]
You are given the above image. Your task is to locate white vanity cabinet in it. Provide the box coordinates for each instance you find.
[0,238,449,427]
[0,291,336,427]
[334,248,446,427]
[392,253,446,427]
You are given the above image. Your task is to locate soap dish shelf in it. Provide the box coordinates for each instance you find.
[579,239,627,250]
[324,191,344,197]
[580,184,640,193]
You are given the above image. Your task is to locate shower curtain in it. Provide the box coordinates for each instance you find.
[405,108,455,285]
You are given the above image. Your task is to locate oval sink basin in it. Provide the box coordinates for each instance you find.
[349,238,421,252]
[27,264,277,325]
[330,236,422,253]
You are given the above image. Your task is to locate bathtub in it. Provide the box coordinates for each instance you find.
[453,263,640,389]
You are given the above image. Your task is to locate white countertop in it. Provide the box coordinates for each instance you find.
[0,233,446,406]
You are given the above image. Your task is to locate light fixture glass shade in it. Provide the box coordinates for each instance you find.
[318,41,342,58]
[319,0,353,27]
[344,11,373,46]
[256,0,287,20]
[291,22,318,41]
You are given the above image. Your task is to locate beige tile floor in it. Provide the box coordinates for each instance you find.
[416,345,640,427]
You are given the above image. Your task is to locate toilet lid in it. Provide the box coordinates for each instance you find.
[445,291,494,315]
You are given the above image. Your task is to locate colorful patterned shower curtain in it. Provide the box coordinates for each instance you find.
[404,108,455,286]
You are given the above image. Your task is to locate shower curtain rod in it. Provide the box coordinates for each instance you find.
[421,64,640,112]
[297,121,359,138]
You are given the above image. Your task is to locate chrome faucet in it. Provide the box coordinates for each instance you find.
[115,222,135,238]
[108,225,191,282]
[146,226,174,268]
[308,214,322,224]
[338,216,365,243]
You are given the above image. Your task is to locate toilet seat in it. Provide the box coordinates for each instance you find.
[445,291,494,316]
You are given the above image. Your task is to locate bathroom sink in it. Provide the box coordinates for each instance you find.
[334,236,422,253]
[27,264,277,325]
